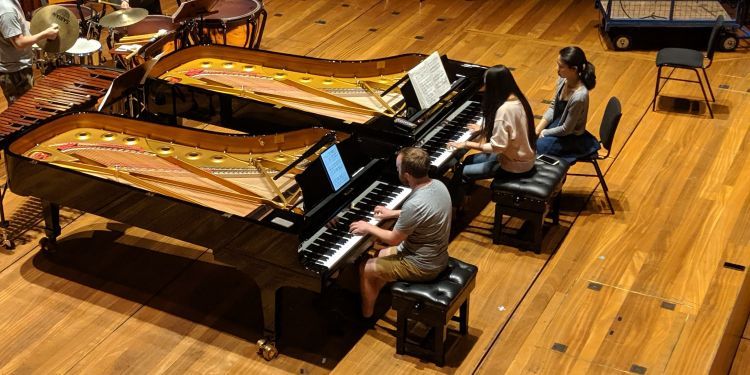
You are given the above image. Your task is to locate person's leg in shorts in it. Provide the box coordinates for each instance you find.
[360,247,442,317]
[360,247,403,318]
[0,68,33,105]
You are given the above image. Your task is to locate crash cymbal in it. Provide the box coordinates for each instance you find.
[30,5,79,53]
[99,8,148,29]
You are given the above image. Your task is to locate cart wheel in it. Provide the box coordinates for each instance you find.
[719,35,738,51]
[613,35,631,51]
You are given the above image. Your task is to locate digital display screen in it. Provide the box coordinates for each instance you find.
[320,144,350,191]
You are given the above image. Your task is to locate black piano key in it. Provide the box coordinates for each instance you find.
[319,233,347,245]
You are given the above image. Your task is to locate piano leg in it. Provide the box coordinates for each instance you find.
[39,200,60,253]
[256,286,280,360]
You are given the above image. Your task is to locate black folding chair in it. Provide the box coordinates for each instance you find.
[653,16,724,118]
[569,97,622,214]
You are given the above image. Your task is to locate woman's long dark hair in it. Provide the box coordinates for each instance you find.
[559,46,596,90]
[481,65,536,150]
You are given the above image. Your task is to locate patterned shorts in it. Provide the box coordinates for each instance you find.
[0,68,33,105]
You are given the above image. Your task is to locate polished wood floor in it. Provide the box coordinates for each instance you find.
[2,0,750,373]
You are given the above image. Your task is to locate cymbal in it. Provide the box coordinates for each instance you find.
[30,5,79,53]
[99,8,148,29]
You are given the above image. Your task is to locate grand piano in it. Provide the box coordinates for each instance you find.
[143,45,486,176]
[5,112,411,358]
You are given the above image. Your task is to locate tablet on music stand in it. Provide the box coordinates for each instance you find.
[171,0,219,23]
[97,58,156,112]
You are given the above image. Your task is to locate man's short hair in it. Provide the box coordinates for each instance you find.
[398,147,430,178]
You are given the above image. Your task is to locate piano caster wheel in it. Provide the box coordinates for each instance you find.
[3,239,15,250]
[39,237,57,253]
[256,338,278,361]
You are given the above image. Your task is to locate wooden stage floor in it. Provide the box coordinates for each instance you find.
[1,0,750,373]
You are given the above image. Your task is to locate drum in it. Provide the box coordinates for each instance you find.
[64,38,102,65]
[120,15,177,36]
[59,3,94,21]
[203,0,265,48]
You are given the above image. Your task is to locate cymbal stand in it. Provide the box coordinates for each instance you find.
[75,0,87,35]
[176,18,206,49]
[0,183,15,250]
[85,13,102,40]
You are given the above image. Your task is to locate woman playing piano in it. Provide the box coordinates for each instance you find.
[447,65,537,207]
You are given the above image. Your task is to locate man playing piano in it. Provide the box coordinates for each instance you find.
[349,147,452,319]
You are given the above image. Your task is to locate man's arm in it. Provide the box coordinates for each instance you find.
[349,221,408,246]
[10,25,59,50]
[374,205,400,220]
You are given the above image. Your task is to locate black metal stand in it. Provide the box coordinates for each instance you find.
[0,183,15,250]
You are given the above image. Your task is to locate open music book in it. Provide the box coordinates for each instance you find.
[407,51,452,110]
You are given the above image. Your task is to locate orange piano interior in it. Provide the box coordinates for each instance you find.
[11,113,346,217]
[150,47,427,124]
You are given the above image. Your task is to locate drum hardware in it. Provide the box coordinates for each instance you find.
[64,37,103,65]
[172,0,219,49]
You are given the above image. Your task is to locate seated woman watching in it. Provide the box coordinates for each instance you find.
[536,46,599,162]
[447,64,536,208]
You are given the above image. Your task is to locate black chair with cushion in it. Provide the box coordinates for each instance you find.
[568,96,622,214]
[491,157,570,253]
[653,15,724,118]
[391,258,477,367]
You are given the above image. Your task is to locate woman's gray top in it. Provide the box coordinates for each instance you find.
[541,77,590,137]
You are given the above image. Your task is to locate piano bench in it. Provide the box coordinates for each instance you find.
[391,258,477,367]
[491,157,570,253]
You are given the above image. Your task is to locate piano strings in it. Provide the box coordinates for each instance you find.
[158,58,407,123]
[20,126,344,216]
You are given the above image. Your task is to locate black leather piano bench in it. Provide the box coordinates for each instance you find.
[491,156,570,253]
[391,257,477,367]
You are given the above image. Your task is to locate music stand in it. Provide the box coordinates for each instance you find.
[97,58,157,113]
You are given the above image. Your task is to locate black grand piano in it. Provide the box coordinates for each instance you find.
[142,45,487,176]
[5,112,410,358]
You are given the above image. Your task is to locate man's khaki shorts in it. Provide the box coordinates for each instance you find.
[371,247,441,282]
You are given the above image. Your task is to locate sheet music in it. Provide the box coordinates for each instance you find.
[407,51,451,109]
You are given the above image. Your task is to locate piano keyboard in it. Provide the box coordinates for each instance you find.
[419,100,482,168]
[299,181,412,274]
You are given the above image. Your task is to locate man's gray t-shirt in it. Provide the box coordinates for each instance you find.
[0,0,32,73]
[394,179,451,274]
